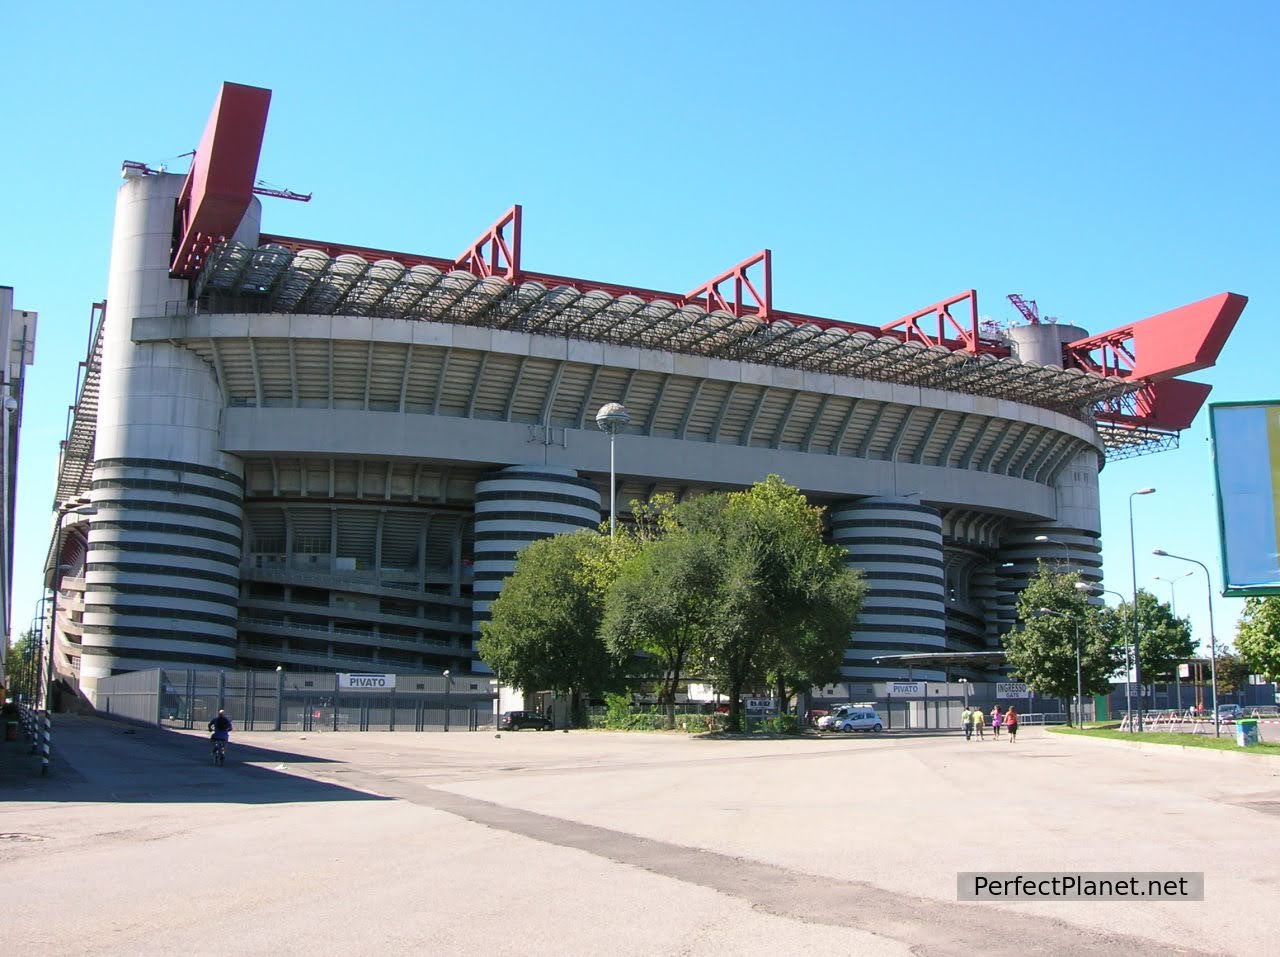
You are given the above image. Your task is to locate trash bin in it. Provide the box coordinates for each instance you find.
[1235,718,1260,748]
[4,719,17,742]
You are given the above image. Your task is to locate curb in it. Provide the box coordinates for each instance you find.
[1046,729,1280,763]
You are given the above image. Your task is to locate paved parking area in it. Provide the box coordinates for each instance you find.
[3,717,1278,956]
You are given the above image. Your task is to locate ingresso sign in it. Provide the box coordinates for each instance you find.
[996,681,1029,699]
[887,681,924,698]
[338,672,397,690]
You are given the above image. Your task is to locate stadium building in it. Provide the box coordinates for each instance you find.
[46,83,1246,701]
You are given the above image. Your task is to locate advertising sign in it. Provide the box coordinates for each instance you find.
[1210,401,1280,596]
[996,682,1029,699]
[887,681,924,697]
[337,673,396,690]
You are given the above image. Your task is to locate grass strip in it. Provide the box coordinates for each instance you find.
[1049,725,1280,755]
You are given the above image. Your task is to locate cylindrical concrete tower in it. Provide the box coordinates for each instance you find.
[1005,323,1088,367]
[830,495,947,680]
[80,172,259,689]
[471,466,602,654]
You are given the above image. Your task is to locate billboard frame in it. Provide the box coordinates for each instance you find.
[1209,399,1280,598]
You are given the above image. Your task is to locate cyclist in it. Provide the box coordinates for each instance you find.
[207,709,233,761]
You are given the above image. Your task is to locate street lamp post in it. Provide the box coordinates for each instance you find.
[595,403,631,539]
[1152,549,1221,738]
[1077,582,1130,724]
[1034,534,1072,569]
[1128,488,1156,731]
[1155,570,1194,711]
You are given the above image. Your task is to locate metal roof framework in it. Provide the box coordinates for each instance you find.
[192,241,1137,418]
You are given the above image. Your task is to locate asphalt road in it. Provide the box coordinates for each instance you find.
[3,717,1278,956]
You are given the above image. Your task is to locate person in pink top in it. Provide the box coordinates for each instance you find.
[1005,706,1019,743]
[990,705,1003,738]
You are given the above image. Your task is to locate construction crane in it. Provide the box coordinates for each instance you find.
[253,179,311,203]
[1007,293,1041,324]
[121,162,311,203]
[1008,293,1060,325]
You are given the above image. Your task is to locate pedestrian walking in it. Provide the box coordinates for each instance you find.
[1005,706,1019,743]
[973,705,985,740]
[961,705,973,741]
[991,705,1003,738]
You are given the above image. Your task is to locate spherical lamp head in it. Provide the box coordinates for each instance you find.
[595,402,631,435]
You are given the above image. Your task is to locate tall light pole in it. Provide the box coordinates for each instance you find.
[1077,582,1130,723]
[1154,571,1194,617]
[595,402,631,539]
[1128,488,1156,731]
[1152,549,1221,738]
[1034,534,1072,569]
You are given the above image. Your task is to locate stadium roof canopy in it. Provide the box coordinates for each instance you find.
[191,241,1137,419]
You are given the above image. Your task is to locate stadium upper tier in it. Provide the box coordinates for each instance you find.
[191,241,1135,420]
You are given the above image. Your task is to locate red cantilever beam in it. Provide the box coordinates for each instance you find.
[171,82,272,278]
[882,290,981,353]
[684,250,772,320]
[455,205,522,281]
[1064,292,1247,381]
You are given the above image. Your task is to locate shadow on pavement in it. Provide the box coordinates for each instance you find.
[0,716,390,806]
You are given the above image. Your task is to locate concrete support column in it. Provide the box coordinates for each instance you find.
[81,172,259,697]
[830,495,946,681]
[470,466,602,665]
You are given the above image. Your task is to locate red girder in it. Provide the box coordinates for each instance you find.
[171,82,271,278]
[881,290,982,353]
[455,205,522,281]
[1064,292,1246,381]
[684,250,772,320]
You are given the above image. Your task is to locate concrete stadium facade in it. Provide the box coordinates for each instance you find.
[44,174,1122,701]
[48,84,1243,701]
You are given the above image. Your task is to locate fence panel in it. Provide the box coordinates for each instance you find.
[95,668,496,732]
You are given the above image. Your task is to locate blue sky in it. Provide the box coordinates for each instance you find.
[3,2,1277,655]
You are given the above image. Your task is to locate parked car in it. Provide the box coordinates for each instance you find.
[1217,704,1244,720]
[833,707,884,733]
[816,705,850,731]
[500,710,554,731]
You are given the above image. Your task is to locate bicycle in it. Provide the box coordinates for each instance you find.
[211,737,227,766]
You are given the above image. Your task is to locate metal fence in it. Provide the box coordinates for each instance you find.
[96,669,497,732]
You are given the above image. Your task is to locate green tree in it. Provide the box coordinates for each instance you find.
[4,630,37,703]
[478,531,620,724]
[601,528,722,728]
[1111,590,1196,704]
[1235,596,1280,682]
[681,476,865,732]
[1008,565,1121,722]
[1214,648,1250,698]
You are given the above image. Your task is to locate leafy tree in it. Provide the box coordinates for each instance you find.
[478,531,620,724]
[1213,648,1250,698]
[601,528,722,728]
[1008,565,1121,722]
[681,476,865,732]
[1110,590,1196,704]
[4,630,37,703]
[1235,596,1280,682]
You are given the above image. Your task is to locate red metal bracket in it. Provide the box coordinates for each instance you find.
[1096,379,1213,432]
[171,82,272,278]
[455,205,522,281]
[882,290,981,353]
[684,250,772,320]
[1063,292,1247,381]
